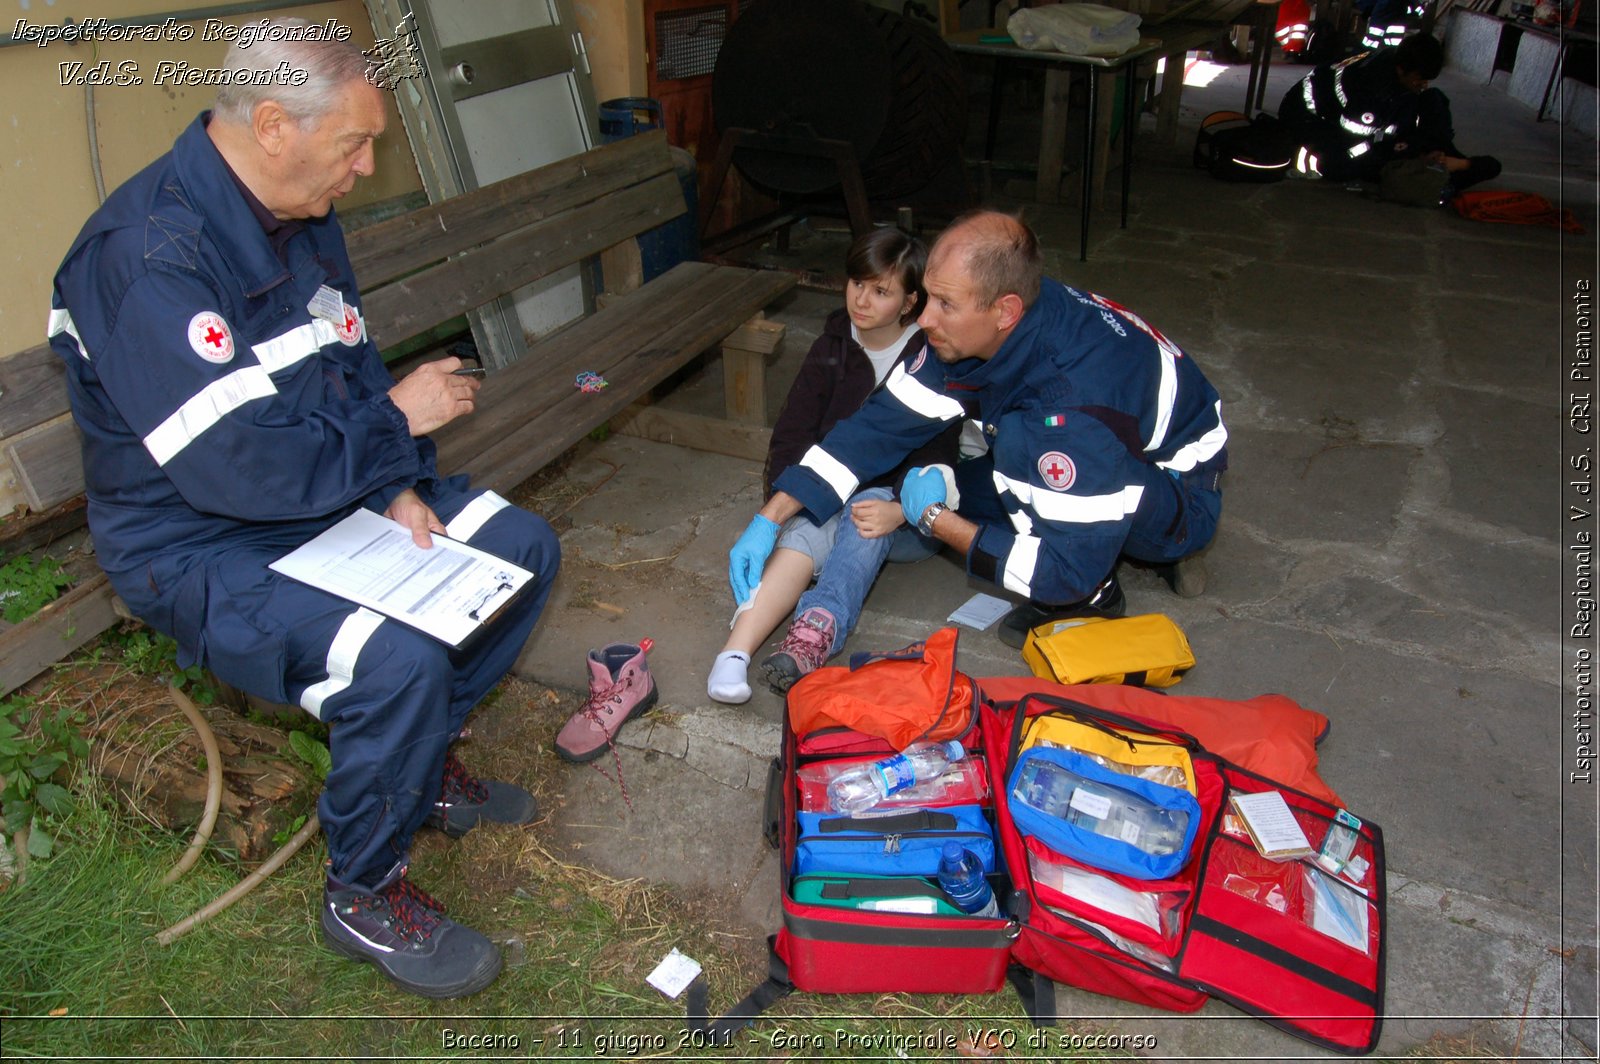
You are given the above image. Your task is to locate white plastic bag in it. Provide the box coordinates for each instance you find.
[1007,3,1143,56]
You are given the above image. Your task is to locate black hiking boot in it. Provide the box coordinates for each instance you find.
[321,860,502,999]
[424,750,538,839]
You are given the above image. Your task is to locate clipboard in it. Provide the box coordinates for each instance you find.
[268,508,537,649]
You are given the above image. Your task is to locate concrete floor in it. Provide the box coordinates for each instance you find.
[508,54,1600,1061]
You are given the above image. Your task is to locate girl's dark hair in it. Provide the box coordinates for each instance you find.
[845,226,928,325]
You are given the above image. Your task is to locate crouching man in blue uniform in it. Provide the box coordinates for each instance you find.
[47,23,559,998]
[729,210,1226,649]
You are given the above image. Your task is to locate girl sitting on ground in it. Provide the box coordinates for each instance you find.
[706,226,959,703]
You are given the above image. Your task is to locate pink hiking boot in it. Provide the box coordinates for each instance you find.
[762,607,837,693]
[555,639,658,763]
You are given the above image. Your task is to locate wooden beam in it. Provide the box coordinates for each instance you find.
[0,496,88,562]
[612,405,772,462]
[0,572,119,697]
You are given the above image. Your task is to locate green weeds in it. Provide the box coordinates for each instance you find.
[0,696,88,858]
[0,555,72,623]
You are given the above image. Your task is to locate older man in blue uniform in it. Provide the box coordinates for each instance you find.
[730,210,1226,649]
[48,23,558,998]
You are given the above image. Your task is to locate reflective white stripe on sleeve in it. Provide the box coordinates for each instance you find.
[799,445,860,505]
[300,607,386,719]
[1148,347,1177,452]
[1001,535,1041,596]
[1303,77,1319,113]
[991,468,1035,535]
[254,320,338,374]
[445,491,510,542]
[143,365,278,466]
[47,308,89,359]
[998,471,1144,524]
[1157,402,1229,473]
[885,363,965,421]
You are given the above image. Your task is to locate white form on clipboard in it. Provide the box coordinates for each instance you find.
[269,508,533,648]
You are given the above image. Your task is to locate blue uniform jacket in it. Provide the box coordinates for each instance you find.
[773,278,1227,604]
[48,114,435,668]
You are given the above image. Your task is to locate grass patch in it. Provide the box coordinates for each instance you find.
[0,770,1147,1062]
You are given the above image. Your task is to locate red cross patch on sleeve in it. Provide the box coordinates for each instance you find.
[187,311,235,364]
[1038,450,1076,491]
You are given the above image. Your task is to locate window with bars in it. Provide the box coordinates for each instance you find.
[654,5,731,81]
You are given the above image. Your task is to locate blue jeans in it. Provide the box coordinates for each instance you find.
[791,487,937,657]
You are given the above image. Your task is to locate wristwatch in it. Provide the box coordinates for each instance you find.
[917,501,948,537]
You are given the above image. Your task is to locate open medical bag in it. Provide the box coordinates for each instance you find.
[984,692,1387,1055]
[765,704,1016,998]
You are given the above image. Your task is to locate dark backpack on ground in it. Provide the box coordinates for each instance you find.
[1193,111,1293,183]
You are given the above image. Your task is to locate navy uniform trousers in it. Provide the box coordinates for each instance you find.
[215,484,559,888]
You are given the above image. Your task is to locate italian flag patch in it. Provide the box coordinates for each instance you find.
[1044,414,1064,427]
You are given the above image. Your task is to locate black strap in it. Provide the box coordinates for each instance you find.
[685,934,793,1038]
[818,809,956,834]
[815,877,951,904]
[1007,965,1059,1027]
[761,757,783,851]
[1189,914,1379,1007]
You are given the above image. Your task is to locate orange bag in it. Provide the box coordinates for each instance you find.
[1452,189,1586,234]
[786,627,977,748]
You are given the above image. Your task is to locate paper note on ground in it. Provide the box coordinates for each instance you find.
[948,592,1013,630]
[646,947,703,999]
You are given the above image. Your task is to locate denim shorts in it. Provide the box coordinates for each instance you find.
[776,486,935,576]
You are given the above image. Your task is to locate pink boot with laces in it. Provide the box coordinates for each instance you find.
[555,639,657,763]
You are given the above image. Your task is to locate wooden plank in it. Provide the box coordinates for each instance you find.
[612,405,772,462]
[363,174,688,352]
[432,262,718,463]
[434,264,795,490]
[462,268,795,491]
[346,131,677,287]
[0,572,119,698]
[5,414,83,512]
[722,347,767,425]
[0,496,88,562]
[0,342,69,439]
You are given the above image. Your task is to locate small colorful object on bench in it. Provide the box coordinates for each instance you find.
[575,371,609,393]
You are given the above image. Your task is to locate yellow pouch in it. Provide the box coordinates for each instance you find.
[1020,613,1194,688]
[1020,710,1196,796]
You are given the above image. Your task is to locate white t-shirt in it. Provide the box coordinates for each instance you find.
[852,321,921,385]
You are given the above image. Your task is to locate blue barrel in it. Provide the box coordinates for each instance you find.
[597,97,699,283]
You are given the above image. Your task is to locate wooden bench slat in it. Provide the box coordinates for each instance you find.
[0,342,70,439]
[432,261,719,461]
[345,130,676,288]
[437,264,796,492]
[5,414,83,512]
[0,571,118,697]
[363,173,687,352]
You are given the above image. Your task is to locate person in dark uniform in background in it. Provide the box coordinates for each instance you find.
[48,20,559,999]
[1279,33,1501,196]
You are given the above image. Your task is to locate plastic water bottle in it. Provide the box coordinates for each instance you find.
[937,842,1000,918]
[826,740,966,815]
[1012,759,1187,855]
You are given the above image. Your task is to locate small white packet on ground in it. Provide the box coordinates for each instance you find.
[646,947,703,999]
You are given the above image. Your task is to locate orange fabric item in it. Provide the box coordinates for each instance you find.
[980,675,1342,806]
[788,627,976,748]
[1452,189,1586,234]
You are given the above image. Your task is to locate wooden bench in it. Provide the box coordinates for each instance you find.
[0,128,795,695]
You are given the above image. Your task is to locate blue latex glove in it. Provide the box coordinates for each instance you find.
[899,466,948,529]
[729,514,781,604]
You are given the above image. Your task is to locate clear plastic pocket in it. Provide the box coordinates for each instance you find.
[1026,838,1189,942]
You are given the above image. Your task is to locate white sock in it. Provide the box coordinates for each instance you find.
[708,650,752,704]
